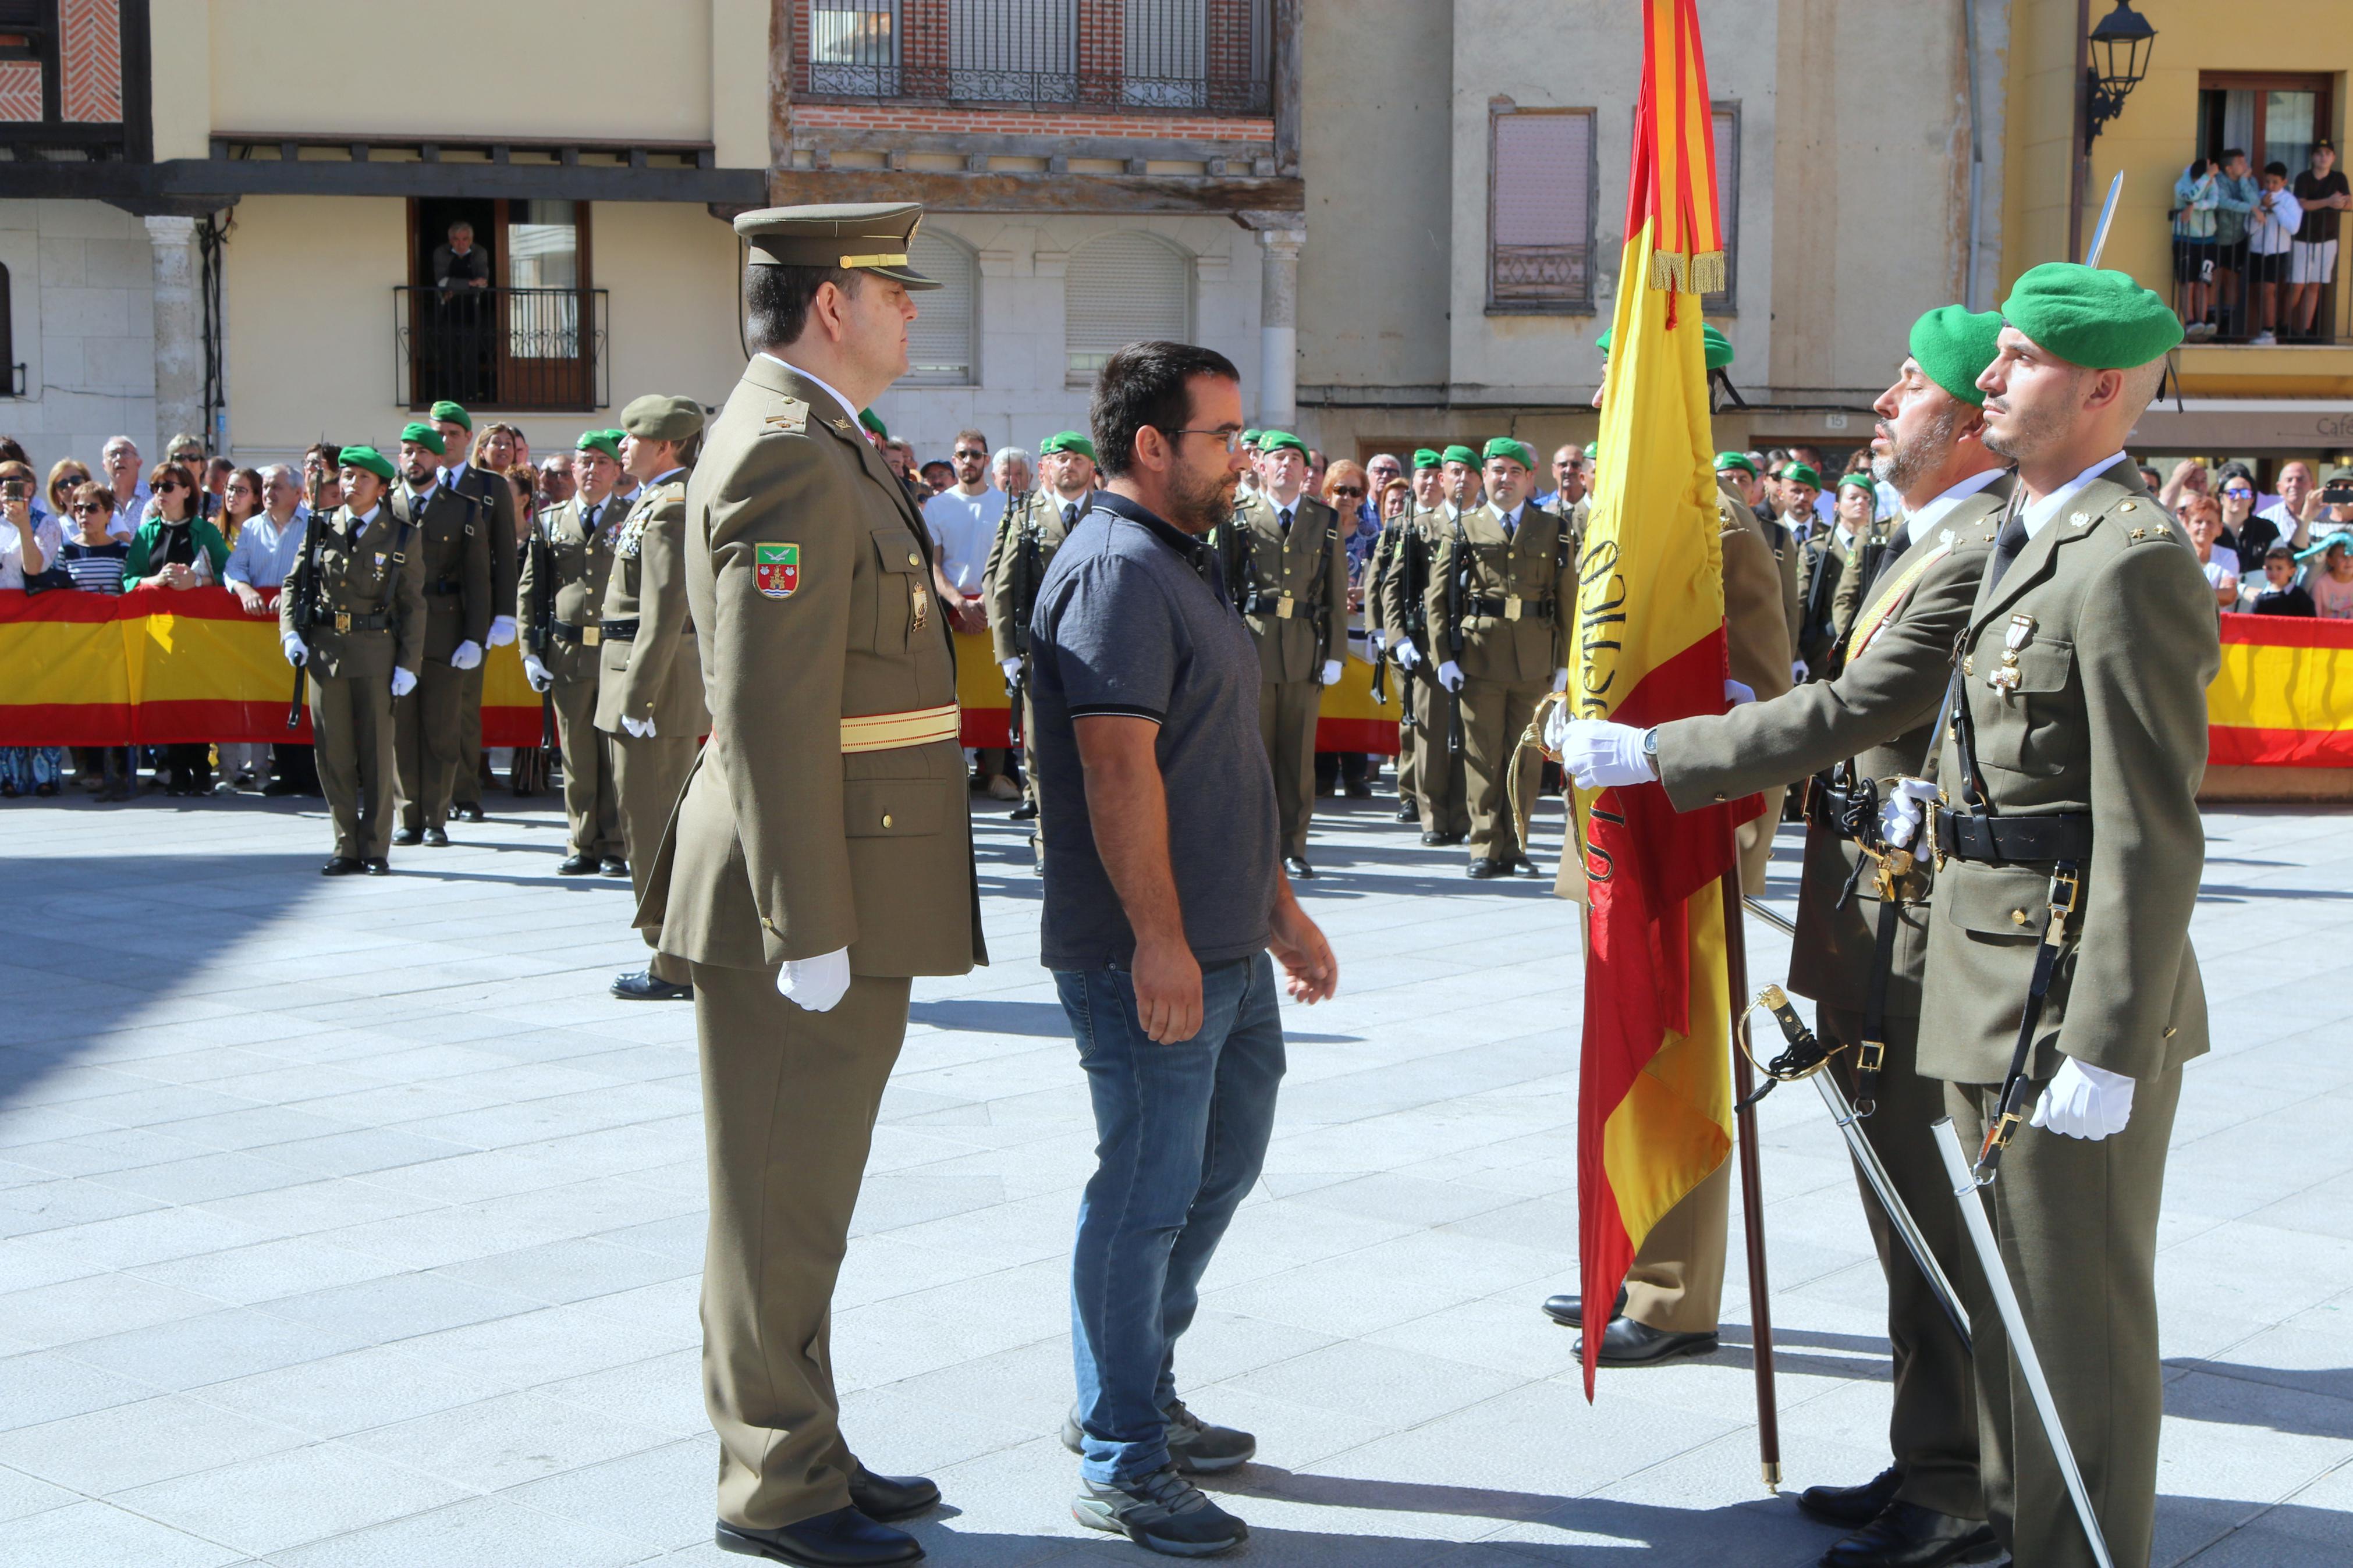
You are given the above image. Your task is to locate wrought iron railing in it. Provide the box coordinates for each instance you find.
[393,286,608,414]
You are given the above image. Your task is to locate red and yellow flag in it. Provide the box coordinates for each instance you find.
[1570,0,1756,1398]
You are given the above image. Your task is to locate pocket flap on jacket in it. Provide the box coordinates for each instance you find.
[1941,862,2053,938]
[869,527,925,575]
[1996,637,2074,695]
[843,779,943,837]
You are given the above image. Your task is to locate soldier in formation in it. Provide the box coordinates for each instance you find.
[388,422,490,849]
[983,429,1097,831]
[1382,447,1471,845]
[429,401,521,822]
[520,429,629,877]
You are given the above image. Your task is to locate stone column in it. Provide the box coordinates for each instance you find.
[145,215,203,454]
[1255,224,1304,432]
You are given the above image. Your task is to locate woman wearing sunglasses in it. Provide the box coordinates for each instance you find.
[52,483,136,799]
[2216,473,2278,574]
[123,461,231,795]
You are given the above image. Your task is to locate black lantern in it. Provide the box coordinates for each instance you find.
[2085,0,2157,148]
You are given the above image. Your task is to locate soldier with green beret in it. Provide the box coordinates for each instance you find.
[1896,262,2212,1568]
[279,445,427,874]
[598,393,711,1002]
[1423,436,1574,876]
[1376,449,1464,836]
[982,429,1100,832]
[1213,428,1347,876]
[1553,304,2016,1565]
[427,400,521,824]
[636,202,981,1565]
[386,419,491,848]
[519,428,632,876]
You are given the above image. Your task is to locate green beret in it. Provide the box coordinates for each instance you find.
[1999,262,2184,369]
[428,401,471,431]
[1240,429,1262,447]
[1483,437,1535,471]
[1908,304,2004,406]
[1835,472,1878,496]
[575,430,622,461]
[398,421,445,456]
[1583,442,1598,460]
[1714,451,1756,474]
[1039,431,1095,460]
[338,445,395,482]
[1779,462,1822,489]
[1257,430,1307,456]
[1595,327,1613,357]
[1442,444,1479,467]
[622,393,705,444]
[1412,447,1442,471]
[600,429,627,447]
[1702,324,1733,370]
[858,408,888,439]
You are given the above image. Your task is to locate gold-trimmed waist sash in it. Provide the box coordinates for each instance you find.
[840,702,961,753]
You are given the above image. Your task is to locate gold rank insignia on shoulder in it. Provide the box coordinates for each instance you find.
[828,417,854,434]
[764,399,810,435]
[2119,500,2138,512]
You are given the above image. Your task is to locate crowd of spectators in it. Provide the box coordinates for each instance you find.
[2158,456,2353,617]
[2173,140,2349,343]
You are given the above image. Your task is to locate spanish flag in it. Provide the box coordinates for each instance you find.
[1570,0,1756,1398]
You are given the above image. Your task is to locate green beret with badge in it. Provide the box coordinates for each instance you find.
[1779,461,1822,488]
[576,429,622,461]
[1257,430,1308,456]
[1999,262,2184,368]
[622,393,706,444]
[1483,436,1536,471]
[339,445,395,482]
[1412,447,1442,471]
[732,202,941,291]
[1039,431,1095,460]
[1240,429,1262,449]
[1442,444,1479,467]
[1908,304,2005,406]
[1835,471,1877,496]
[428,400,470,431]
[1715,450,1756,475]
[1583,442,1598,460]
[858,408,888,439]
[398,421,445,455]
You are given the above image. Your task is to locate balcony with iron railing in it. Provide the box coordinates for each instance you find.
[393,286,608,414]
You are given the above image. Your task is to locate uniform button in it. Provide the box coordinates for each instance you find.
[906,552,920,567]
[2011,909,2029,926]
[881,813,893,828]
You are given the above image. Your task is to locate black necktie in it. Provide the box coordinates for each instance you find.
[1503,510,1517,539]
[1279,507,1293,535]
[1988,513,2030,588]
[1063,503,1078,529]
[583,502,600,542]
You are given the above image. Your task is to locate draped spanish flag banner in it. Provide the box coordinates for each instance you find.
[1570,0,1754,1399]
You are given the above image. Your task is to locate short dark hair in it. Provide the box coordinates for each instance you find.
[1088,340,1241,480]
[305,442,341,468]
[746,262,860,352]
[2222,147,2246,163]
[2266,545,2296,563]
[2266,161,2290,179]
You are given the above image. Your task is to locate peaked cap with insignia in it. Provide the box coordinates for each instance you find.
[733,202,941,291]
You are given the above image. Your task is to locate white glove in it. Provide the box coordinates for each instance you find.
[2031,1057,2136,1140]
[1878,777,1941,849]
[1551,667,1570,692]
[389,666,418,699]
[1791,659,1810,682]
[1392,639,1421,671]
[1319,659,1344,687]
[1437,660,1465,693]
[777,946,853,1012]
[1724,678,1755,706]
[1560,720,1655,790]
[1367,631,1386,658]
[281,633,308,667]
[1000,657,1023,682]
[449,639,484,671]
[487,615,517,648]
[622,715,655,739]
[523,653,553,693]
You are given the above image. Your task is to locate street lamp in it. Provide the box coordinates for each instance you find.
[2084,0,2156,150]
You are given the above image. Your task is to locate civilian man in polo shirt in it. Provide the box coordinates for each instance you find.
[1031,340,1337,1559]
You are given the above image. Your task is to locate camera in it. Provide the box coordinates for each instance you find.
[2319,482,2353,506]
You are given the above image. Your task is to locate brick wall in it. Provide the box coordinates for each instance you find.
[790,101,1273,144]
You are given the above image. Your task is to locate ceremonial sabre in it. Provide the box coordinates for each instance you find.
[1932,1118,2116,1568]
[2084,172,2124,269]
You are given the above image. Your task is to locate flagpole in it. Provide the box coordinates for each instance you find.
[1720,842,1781,1488]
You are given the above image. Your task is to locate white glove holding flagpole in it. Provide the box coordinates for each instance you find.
[1558,720,1653,790]
[2031,1057,2135,1140]
[778,947,853,1012]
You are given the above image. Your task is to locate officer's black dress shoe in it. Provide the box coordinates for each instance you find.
[1510,856,1544,877]
[456,803,486,823]
[715,1506,921,1566]
[422,826,449,848]
[1541,1286,1627,1329]
[1009,800,1038,820]
[1283,856,1314,879]
[599,856,630,877]
[321,856,364,877]
[847,1469,941,1523]
[1819,1500,2001,1568]
[361,858,392,876]
[1395,805,1418,822]
[262,779,303,797]
[612,970,693,1001]
[1466,859,1509,879]
[391,827,423,847]
[1344,781,1374,799]
[1798,1467,1905,1528]
[1575,1314,1719,1366]
[556,854,597,876]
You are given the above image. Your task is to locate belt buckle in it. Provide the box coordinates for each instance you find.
[1504,596,1524,621]
[333,610,350,633]
[581,626,601,647]
[1276,592,1296,619]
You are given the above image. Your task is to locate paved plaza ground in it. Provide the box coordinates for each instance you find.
[2,783,2350,1567]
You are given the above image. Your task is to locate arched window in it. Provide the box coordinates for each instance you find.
[1064,233,1191,385]
[903,230,976,387]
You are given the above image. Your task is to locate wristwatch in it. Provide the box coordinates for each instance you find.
[1642,728,1661,778]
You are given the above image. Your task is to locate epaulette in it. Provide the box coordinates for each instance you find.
[761,399,811,436]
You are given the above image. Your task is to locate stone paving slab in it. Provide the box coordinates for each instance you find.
[2,785,2350,1565]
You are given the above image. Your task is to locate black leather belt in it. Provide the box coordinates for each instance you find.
[1933,808,2093,865]
[599,618,640,642]
[553,618,604,646]
[1467,595,1556,621]
[1804,776,1869,837]
[311,607,390,632]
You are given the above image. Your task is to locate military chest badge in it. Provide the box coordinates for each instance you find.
[755,543,801,599]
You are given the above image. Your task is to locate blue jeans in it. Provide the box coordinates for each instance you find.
[1058,951,1286,1484]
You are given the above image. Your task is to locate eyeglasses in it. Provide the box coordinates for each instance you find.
[953,448,988,460]
[2221,488,2253,498]
[1331,485,1365,497]
[71,502,102,513]
[1160,426,1245,453]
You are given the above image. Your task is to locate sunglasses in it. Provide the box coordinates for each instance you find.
[1332,485,1365,497]
[2221,488,2253,498]
[157,480,187,493]
[953,449,988,460]
[71,502,103,513]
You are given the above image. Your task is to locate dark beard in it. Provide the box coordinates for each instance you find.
[1872,403,1962,493]
[1166,463,1237,535]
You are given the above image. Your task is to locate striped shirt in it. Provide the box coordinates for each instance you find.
[56,539,130,594]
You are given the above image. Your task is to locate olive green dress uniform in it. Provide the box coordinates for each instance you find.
[1222,490,1347,861]
[282,502,426,861]
[1380,506,1469,839]
[391,481,491,834]
[1365,509,1415,803]
[445,458,520,812]
[1795,526,1850,675]
[1425,499,1574,868]
[519,490,624,862]
[981,487,1081,815]
[1832,512,1903,649]
[596,469,708,990]
[1653,472,2013,1520]
[636,347,984,1532]
[1922,459,2214,1568]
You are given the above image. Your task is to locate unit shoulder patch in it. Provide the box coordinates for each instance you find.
[755,542,801,599]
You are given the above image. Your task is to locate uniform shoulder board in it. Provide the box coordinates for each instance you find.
[762,398,810,436]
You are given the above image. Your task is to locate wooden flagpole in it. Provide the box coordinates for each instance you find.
[1720,847,1781,1488]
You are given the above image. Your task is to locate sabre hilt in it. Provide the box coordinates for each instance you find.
[1734,985,1841,1114]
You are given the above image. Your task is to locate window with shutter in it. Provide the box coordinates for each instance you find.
[903,231,976,386]
[1065,233,1190,384]
[1488,106,1595,314]
[1708,104,1740,311]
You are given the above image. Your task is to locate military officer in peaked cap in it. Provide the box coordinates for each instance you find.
[599,393,711,1002]
[633,202,983,1568]
[520,429,630,876]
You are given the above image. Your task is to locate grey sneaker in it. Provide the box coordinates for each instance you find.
[1060,1399,1257,1474]
[1072,1464,1248,1557]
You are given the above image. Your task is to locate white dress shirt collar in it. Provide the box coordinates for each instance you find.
[1904,466,2007,545]
[2022,451,2130,541]
[757,353,858,429]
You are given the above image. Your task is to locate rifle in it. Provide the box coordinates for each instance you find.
[285,470,327,730]
[1003,490,1038,751]
[1367,521,1392,707]
[1444,515,1468,758]
[530,507,556,750]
